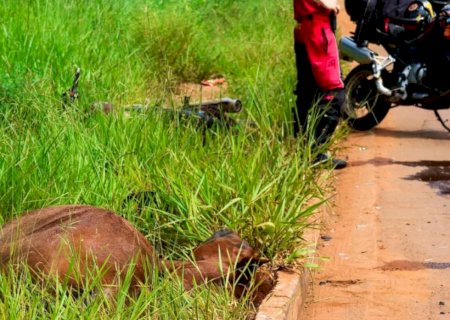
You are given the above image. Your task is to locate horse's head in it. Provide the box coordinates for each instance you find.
[193,229,266,267]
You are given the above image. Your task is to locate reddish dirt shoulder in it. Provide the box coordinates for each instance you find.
[302,107,450,320]
[301,5,450,319]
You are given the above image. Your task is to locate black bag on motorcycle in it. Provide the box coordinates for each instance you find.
[382,0,412,18]
[347,0,450,22]
[346,0,413,25]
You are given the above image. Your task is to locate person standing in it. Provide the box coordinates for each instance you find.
[292,0,347,169]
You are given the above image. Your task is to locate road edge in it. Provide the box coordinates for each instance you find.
[255,205,326,320]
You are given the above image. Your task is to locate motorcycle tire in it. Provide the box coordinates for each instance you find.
[342,65,391,131]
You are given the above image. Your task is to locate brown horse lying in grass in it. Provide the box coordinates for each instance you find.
[0,205,272,302]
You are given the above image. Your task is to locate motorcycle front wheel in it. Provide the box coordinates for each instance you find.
[342,65,391,131]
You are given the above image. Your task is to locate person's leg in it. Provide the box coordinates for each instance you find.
[311,88,346,169]
[293,41,317,137]
[298,16,347,169]
[314,88,345,146]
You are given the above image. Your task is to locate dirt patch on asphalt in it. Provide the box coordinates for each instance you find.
[350,158,450,196]
[319,279,362,287]
[379,260,425,271]
[379,260,450,271]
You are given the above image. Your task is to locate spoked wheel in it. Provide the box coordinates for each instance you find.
[342,65,391,131]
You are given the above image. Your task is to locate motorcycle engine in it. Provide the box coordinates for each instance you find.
[396,63,429,99]
[403,63,427,85]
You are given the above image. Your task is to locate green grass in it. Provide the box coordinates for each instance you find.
[0,0,345,318]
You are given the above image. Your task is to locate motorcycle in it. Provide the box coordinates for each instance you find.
[339,0,450,132]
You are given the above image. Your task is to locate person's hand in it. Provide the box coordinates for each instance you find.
[315,0,339,14]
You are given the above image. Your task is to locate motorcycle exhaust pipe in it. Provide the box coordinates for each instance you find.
[374,77,393,96]
[339,36,395,97]
[339,36,374,65]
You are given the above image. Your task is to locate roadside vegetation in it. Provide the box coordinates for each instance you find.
[0,0,344,318]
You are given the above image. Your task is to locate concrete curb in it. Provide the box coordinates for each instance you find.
[255,208,325,320]
[255,269,309,320]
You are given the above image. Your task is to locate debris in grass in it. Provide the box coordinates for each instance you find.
[201,77,226,87]
[90,101,114,114]
[61,67,81,109]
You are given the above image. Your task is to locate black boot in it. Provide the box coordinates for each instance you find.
[312,90,347,170]
[313,153,347,170]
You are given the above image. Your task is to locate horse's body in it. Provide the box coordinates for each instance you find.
[0,205,266,296]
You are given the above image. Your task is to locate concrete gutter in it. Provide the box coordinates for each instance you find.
[255,206,325,320]
[255,269,310,320]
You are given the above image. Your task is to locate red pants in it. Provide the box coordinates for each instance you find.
[294,14,344,91]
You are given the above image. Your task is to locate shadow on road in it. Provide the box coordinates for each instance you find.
[369,127,450,140]
[348,157,450,196]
